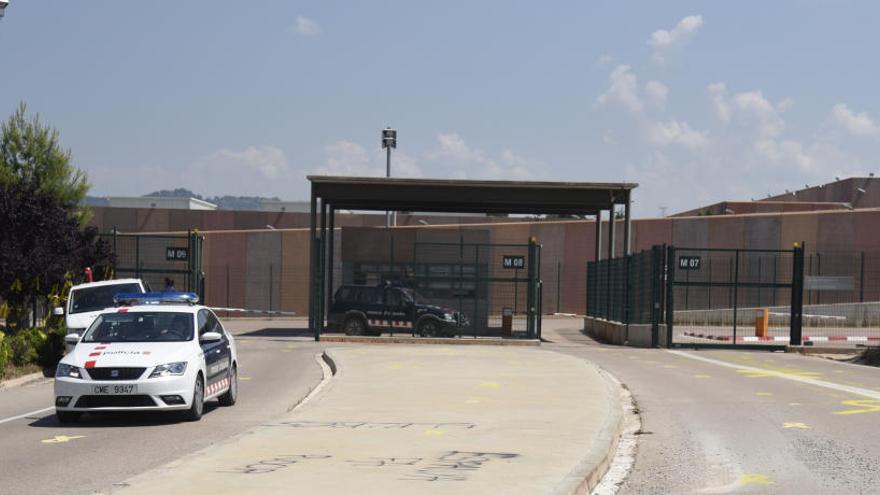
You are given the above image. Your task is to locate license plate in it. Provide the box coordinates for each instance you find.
[92,384,138,394]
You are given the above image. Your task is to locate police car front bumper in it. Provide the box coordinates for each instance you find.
[54,374,195,412]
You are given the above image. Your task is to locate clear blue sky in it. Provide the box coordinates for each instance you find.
[2,1,879,216]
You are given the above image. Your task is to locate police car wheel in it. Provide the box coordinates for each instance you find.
[343,317,366,336]
[218,365,238,407]
[418,319,439,337]
[182,375,205,422]
[56,410,81,424]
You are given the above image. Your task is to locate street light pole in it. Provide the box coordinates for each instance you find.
[381,127,397,227]
[0,1,9,18]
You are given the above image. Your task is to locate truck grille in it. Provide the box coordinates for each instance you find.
[74,395,157,408]
[86,367,146,381]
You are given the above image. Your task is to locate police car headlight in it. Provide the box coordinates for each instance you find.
[443,313,456,321]
[149,362,188,378]
[56,363,82,379]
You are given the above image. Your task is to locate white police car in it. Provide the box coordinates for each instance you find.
[54,292,238,423]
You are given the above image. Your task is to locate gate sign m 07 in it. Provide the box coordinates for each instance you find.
[166,246,189,262]
[678,255,701,270]
[502,255,525,269]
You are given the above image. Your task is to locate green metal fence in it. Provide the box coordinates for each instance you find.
[101,230,205,299]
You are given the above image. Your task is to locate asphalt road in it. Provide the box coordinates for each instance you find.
[546,322,880,494]
[0,320,324,495]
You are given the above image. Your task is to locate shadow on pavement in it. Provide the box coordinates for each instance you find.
[27,404,219,428]
[238,328,313,338]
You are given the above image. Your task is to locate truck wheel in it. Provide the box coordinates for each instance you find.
[343,317,366,336]
[418,319,440,337]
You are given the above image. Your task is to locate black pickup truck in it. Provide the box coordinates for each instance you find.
[327,284,468,337]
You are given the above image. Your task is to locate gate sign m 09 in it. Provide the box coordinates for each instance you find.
[678,255,701,270]
[502,255,525,269]
[166,246,189,262]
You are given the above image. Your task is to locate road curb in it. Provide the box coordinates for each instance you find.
[0,371,50,391]
[785,346,864,355]
[550,359,627,495]
[318,335,540,346]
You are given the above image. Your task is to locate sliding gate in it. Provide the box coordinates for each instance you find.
[666,246,805,347]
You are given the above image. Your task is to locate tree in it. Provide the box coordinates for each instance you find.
[0,103,109,329]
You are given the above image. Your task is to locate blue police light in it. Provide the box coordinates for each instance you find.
[114,292,200,306]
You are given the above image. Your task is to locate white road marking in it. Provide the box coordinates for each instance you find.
[0,406,54,426]
[669,351,880,400]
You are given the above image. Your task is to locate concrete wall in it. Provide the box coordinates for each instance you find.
[584,317,654,347]
[90,205,880,318]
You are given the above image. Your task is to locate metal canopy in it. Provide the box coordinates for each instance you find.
[307,176,638,340]
[308,176,637,215]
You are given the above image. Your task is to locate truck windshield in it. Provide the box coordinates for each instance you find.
[82,312,194,342]
[70,283,142,314]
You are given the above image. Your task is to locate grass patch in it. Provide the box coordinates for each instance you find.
[1,363,44,383]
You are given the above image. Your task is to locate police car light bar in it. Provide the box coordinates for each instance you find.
[114,292,200,306]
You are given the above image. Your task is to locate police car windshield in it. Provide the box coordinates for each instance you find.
[82,312,194,343]
[70,283,141,314]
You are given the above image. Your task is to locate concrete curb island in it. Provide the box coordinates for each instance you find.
[115,344,624,495]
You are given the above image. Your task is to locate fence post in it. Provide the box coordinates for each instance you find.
[790,243,805,346]
[556,260,561,314]
[135,235,141,280]
[733,249,740,345]
[625,253,632,342]
[269,264,274,311]
[665,245,675,348]
[860,251,865,303]
[527,237,537,339]
[650,245,661,347]
[112,226,118,277]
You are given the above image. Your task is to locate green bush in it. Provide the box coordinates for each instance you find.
[39,327,66,369]
[0,331,9,380]
[1,326,65,373]
[7,328,44,367]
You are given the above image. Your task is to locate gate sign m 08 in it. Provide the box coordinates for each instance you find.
[678,255,701,270]
[502,255,525,269]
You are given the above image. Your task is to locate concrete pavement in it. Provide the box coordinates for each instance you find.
[0,322,323,495]
[543,320,880,494]
[116,344,624,495]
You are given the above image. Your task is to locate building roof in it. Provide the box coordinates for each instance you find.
[307,176,637,215]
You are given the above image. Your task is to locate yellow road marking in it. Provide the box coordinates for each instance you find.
[662,365,677,369]
[424,428,446,436]
[694,374,712,379]
[387,363,404,370]
[465,396,490,404]
[833,399,880,416]
[738,473,775,485]
[756,392,773,396]
[479,381,501,389]
[239,376,252,381]
[42,435,85,444]
[789,402,801,406]
[281,349,292,353]
[783,422,810,429]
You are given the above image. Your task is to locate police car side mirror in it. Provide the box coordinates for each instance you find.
[64,333,81,346]
[53,307,65,316]
[200,331,223,343]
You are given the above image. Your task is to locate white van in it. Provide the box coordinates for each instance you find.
[54,279,147,336]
